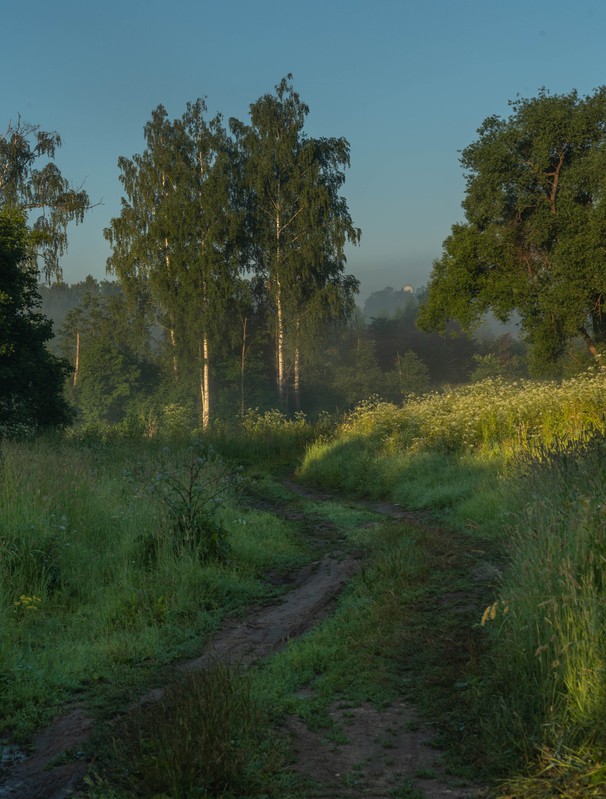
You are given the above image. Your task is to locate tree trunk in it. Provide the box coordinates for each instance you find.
[162,170,179,381]
[73,331,80,387]
[241,316,248,416]
[198,337,210,429]
[293,317,301,411]
[580,326,600,359]
[275,212,286,403]
[164,238,179,381]
[276,277,286,402]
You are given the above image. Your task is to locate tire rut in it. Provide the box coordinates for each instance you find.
[0,548,361,799]
[0,480,487,799]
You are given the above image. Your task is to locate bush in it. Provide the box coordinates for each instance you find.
[112,663,283,798]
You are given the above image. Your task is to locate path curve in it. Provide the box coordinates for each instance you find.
[0,552,362,799]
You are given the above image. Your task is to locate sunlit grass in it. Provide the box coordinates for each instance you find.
[298,370,606,796]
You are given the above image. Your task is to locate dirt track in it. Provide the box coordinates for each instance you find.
[0,482,484,799]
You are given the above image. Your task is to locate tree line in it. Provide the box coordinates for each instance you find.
[3,83,606,432]
[104,77,360,427]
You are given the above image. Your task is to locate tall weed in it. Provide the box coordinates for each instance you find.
[478,441,606,768]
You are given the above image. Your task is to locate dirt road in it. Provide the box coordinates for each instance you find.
[0,482,484,799]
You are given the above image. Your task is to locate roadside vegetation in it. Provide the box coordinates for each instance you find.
[0,432,308,741]
[2,372,606,798]
[299,369,606,797]
[5,84,606,799]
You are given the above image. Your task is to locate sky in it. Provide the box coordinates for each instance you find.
[3,0,606,300]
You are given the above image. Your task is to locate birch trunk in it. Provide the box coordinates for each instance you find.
[275,212,286,402]
[293,318,301,411]
[276,276,286,402]
[198,337,210,429]
[164,237,179,380]
[161,171,178,380]
[73,331,80,387]
[241,317,248,415]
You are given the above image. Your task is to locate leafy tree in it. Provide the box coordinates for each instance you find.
[370,302,477,384]
[0,118,89,279]
[332,337,384,407]
[389,350,430,397]
[59,289,158,425]
[418,87,606,368]
[470,333,527,382]
[0,208,72,430]
[105,102,241,427]
[231,75,360,406]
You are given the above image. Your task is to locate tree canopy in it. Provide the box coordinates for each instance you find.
[0,208,72,430]
[0,118,90,280]
[231,75,360,405]
[418,87,606,369]
[0,117,88,431]
[105,78,360,421]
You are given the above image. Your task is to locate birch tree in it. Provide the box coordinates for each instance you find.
[0,118,89,280]
[105,102,241,427]
[231,76,360,406]
[105,106,181,378]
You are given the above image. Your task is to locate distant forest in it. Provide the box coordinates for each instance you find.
[38,277,533,430]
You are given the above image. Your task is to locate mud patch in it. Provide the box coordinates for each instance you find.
[286,699,481,799]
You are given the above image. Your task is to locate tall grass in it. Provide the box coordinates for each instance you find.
[304,370,606,461]
[298,370,606,793]
[207,408,335,467]
[0,433,305,740]
[112,663,286,799]
[477,441,606,780]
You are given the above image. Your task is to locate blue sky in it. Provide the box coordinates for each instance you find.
[4,0,606,299]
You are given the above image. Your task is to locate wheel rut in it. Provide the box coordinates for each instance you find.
[0,479,486,799]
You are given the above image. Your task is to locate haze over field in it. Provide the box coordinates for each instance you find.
[5,0,606,299]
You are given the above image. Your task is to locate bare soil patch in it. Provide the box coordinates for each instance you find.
[287,697,480,798]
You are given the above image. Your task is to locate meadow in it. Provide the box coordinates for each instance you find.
[2,371,606,797]
[300,369,606,796]
[0,432,308,741]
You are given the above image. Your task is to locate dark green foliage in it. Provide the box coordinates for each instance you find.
[369,306,477,385]
[362,285,417,319]
[138,443,234,561]
[105,100,241,428]
[470,333,527,381]
[59,288,158,425]
[0,208,72,430]
[419,87,606,367]
[39,276,121,351]
[231,75,360,405]
[0,118,89,280]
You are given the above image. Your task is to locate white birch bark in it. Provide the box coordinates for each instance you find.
[73,331,80,387]
[275,212,286,402]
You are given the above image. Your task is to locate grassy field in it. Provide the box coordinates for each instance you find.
[0,433,308,742]
[3,373,606,798]
[299,370,606,797]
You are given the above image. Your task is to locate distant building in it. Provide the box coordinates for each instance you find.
[402,284,414,294]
